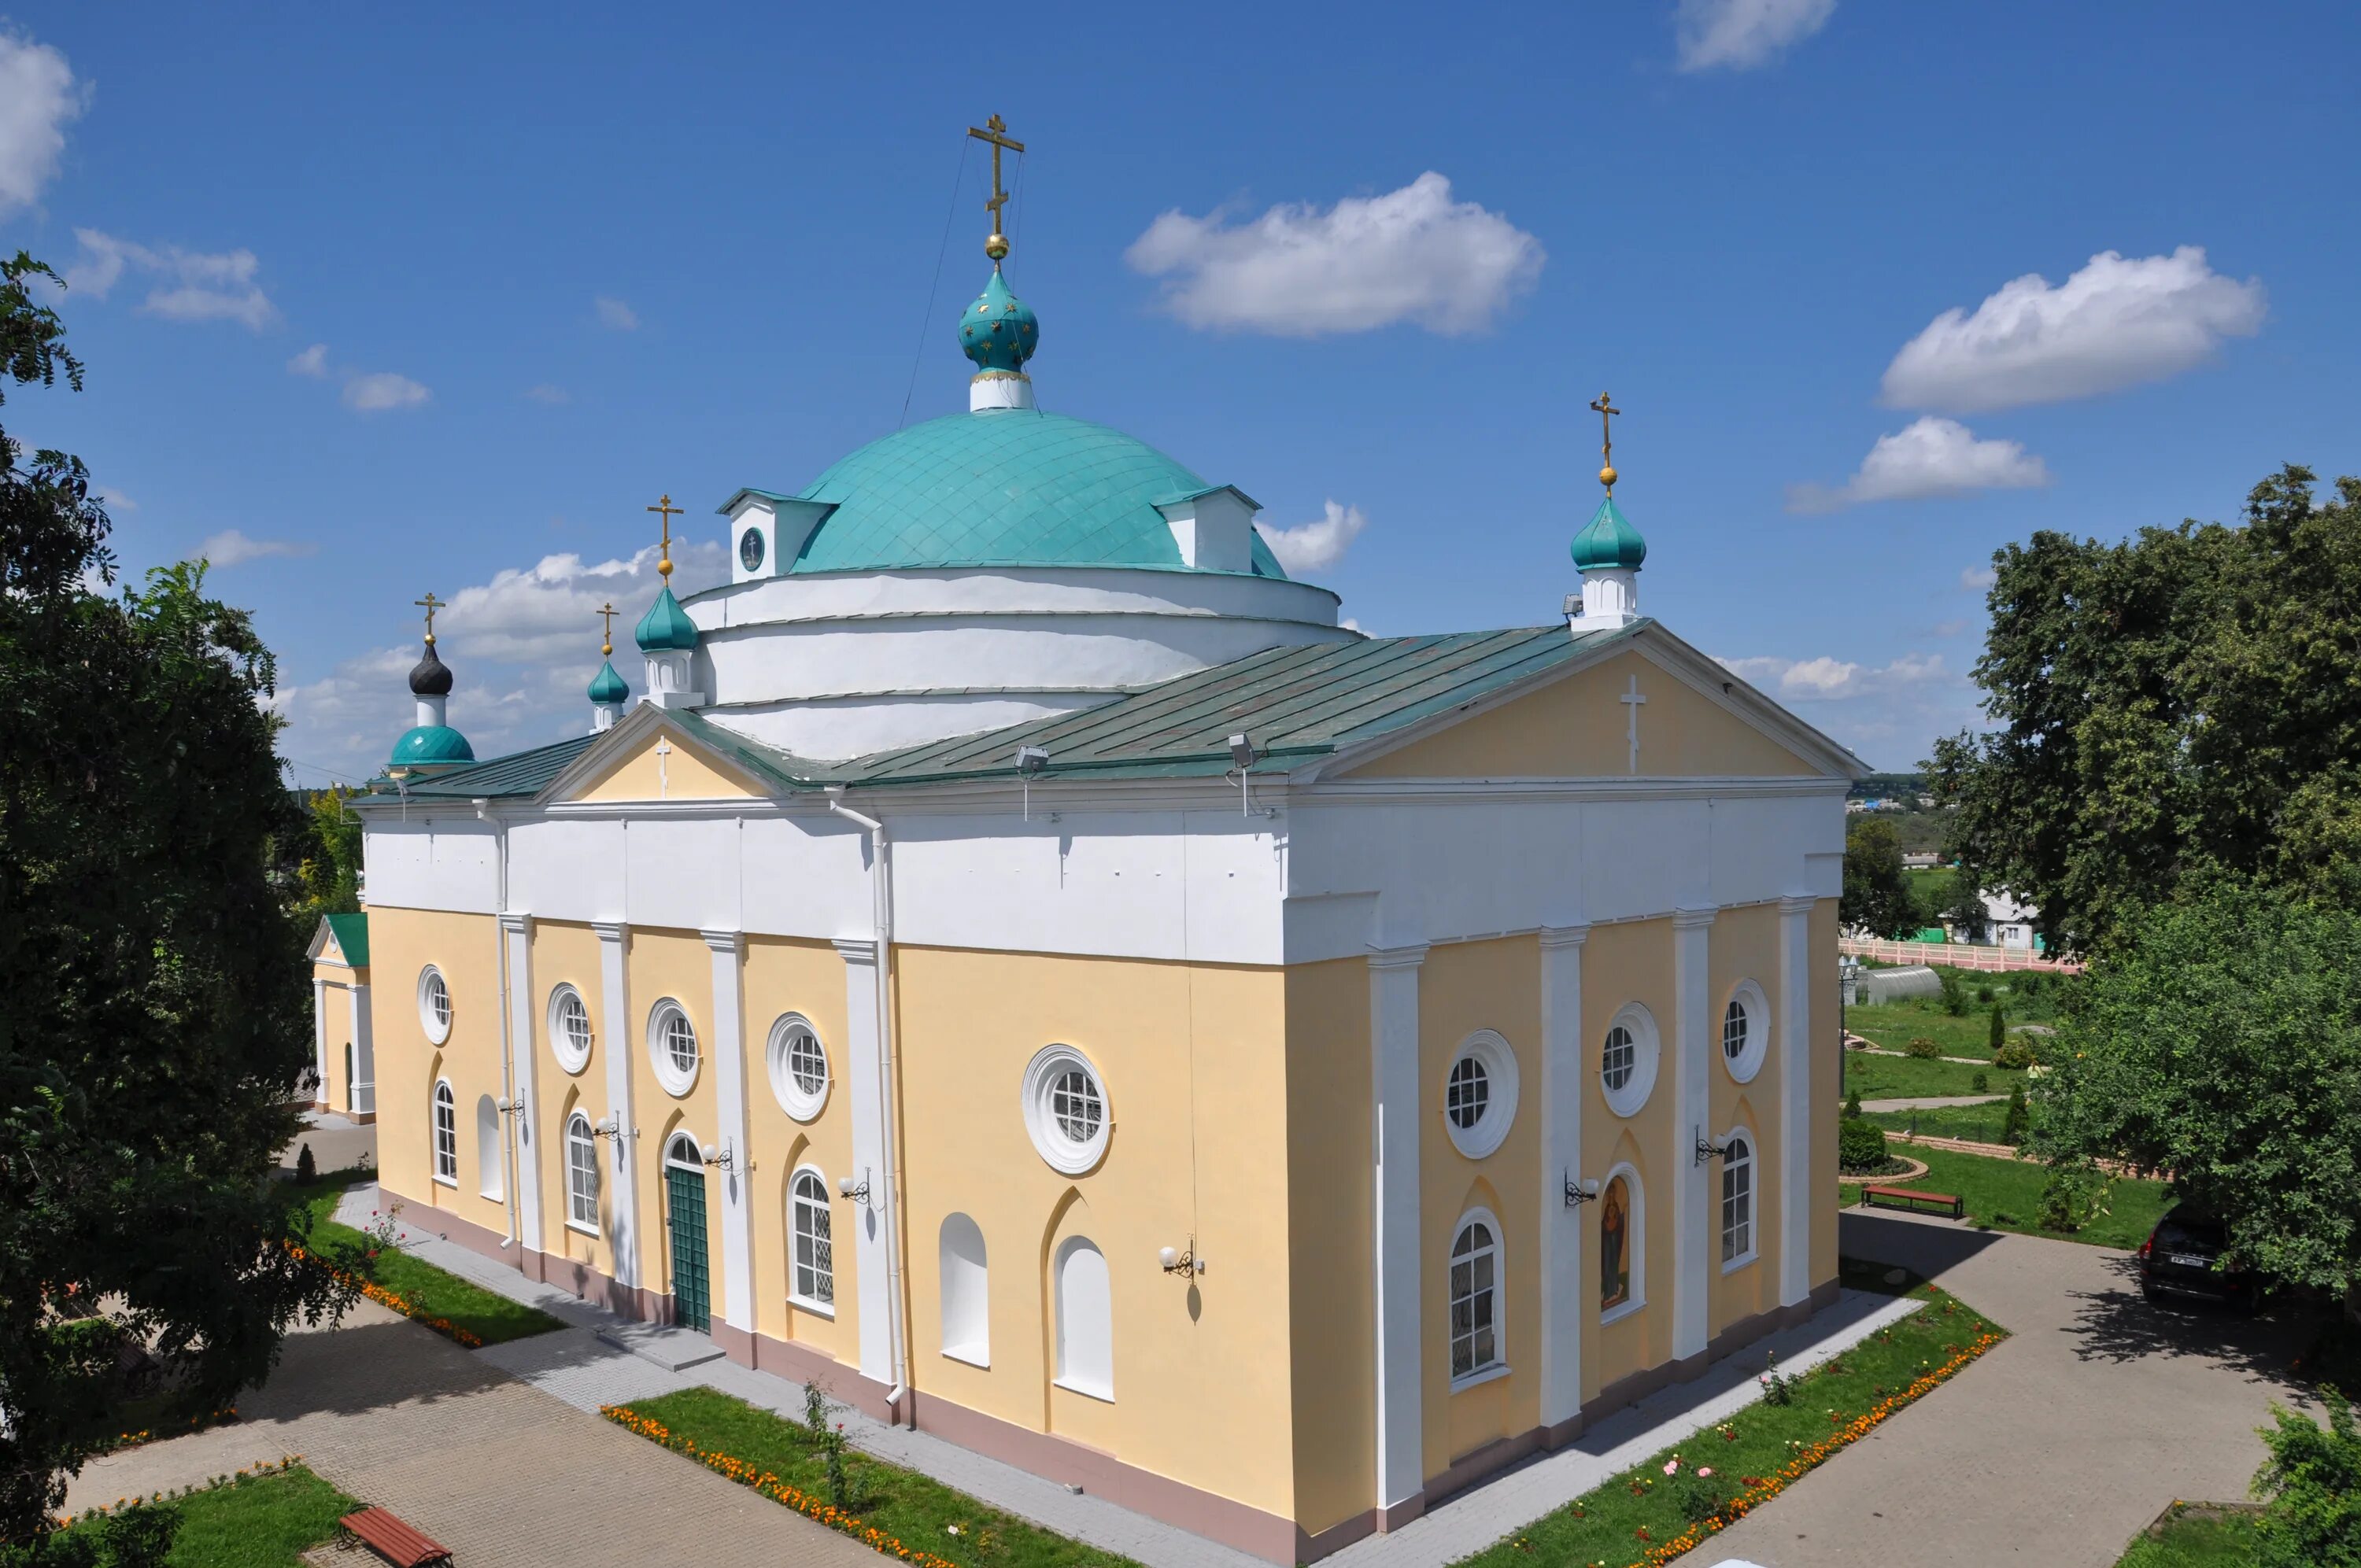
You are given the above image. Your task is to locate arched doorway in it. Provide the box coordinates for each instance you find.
[663,1134,711,1333]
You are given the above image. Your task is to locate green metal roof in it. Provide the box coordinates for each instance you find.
[323,912,369,967]
[394,733,598,798]
[779,410,1288,579]
[390,724,475,766]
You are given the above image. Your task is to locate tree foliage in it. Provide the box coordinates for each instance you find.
[0,253,357,1544]
[2030,878,2361,1292]
[1841,816,1916,937]
[2252,1388,2361,1568]
[1931,466,2361,955]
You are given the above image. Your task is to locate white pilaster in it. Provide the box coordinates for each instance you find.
[1777,895,1816,1308]
[1537,924,1589,1430]
[836,937,895,1385]
[349,985,375,1118]
[704,928,756,1334]
[501,914,544,1253]
[1671,906,1715,1360]
[594,922,641,1293]
[312,979,330,1105]
[1368,940,1428,1516]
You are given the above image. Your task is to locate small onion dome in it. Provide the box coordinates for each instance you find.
[588,657,630,706]
[390,724,475,766]
[1570,494,1648,571]
[959,266,1039,375]
[408,640,454,696]
[635,584,700,652]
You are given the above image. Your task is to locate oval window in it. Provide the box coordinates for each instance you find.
[740,527,766,572]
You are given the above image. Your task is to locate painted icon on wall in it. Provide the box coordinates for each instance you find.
[1601,1175,1631,1311]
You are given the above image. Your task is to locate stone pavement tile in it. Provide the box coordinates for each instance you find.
[1857,1094,2006,1112]
[1703,1211,2311,1568]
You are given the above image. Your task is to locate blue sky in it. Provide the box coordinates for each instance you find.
[5,1,2355,782]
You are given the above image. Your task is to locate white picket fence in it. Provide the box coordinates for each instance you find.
[1840,935,2081,975]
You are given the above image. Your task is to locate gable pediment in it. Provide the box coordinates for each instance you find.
[549,710,774,805]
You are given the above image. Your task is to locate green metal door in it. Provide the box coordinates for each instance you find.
[666,1160,711,1333]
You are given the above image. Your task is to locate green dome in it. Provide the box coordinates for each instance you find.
[635,585,700,651]
[959,266,1038,375]
[390,724,475,766]
[1571,495,1647,571]
[588,658,630,705]
[780,410,1288,578]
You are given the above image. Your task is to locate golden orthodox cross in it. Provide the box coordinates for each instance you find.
[597,601,618,657]
[967,114,1025,253]
[1590,392,1621,493]
[414,590,444,645]
[647,494,682,579]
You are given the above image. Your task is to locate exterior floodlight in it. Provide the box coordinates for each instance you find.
[1228,732,1256,769]
[1016,745,1050,773]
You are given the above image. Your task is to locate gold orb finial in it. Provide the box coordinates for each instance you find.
[1599,463,1617,490]
[985,232,1010,261]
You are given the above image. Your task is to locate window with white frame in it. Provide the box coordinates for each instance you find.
[1449,1215,1502,1381]
[791,1168,835,1309]
[646,998,700,1096]
[565,1112,600,1232]
[939,1213,989,1366]
[1721,1134,1756,1265]
[1443,1030,1520,1160]
[1053,1235,1114,1400]
[549,984,593,1074]
[431,1079,457,1184]
[766,1014,829,1122]
[418,966,453,1045]
[1721,980,1770,1083]
[1598,1004,1661,1117]
[1022,1044,1111,1175]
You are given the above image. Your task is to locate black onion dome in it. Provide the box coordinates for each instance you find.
[408,640,453,696]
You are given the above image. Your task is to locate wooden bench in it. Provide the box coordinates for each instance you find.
[1860,1185,1964,1219]
[341,1507,452,1567]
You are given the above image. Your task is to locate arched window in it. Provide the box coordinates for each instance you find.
[939,1213,989,1366]
[790,1168,835,1310]
[1449,1214,1502,1382]
[1601,1168,1643,1319]
[1053,1236,1113,1401]
[549,984,593,1074]
[1721,1134,1756,1267]
[430,1079,457,1185]
[475,1094,504,1201]
[565,1112,600,1233]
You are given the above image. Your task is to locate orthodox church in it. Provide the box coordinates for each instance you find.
[318,120,1862,1562]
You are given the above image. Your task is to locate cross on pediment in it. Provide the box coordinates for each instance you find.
[653,736,673,799]
[1620,674,1646,774]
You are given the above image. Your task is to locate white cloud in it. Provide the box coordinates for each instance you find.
[1675,0,1836,72]
[1786,417,2049,512]
[198,529,316,567]
[595,296,639,331]
[286,342,329,377]
[1960,565,1997,590]
[342,371,430,412]
[1256,500,1369,574]
[0,29,84,217]
[1716,651,1947,703]
[97,486,135,512]
[1881,247,2265,413]
[1125,172,1543,337]
[525,383,570,404]
[65,229,278,330]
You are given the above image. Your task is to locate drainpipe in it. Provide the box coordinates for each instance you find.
[482,799,521,1255]
[825,788,911,1424]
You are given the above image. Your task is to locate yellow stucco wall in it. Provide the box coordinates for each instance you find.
[525,920,617,1279]
[742,935,858,1362]
[1706,903,1783,1337]
[1345,651,1821,780]
[365,905,509,1241]
[892,946,1297,1521]
[1580,916,1678,1398]
[310,957,366,1115]
[575,727,766,803]
[1810,899,1841,1289]
[1283,957,1376,1537]
[626,926,728,1320]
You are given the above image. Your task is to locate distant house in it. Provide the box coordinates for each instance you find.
[1945,890,2040,950]
[1901,850,1941,870]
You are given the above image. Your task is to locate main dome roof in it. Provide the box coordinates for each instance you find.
[782,409,1288,579]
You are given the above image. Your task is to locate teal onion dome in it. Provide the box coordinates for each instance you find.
[959,266,1039,375]
[635,585,699,652]
[588,658,630,705]
[1571,495,1648,571]
[390,724,475,766]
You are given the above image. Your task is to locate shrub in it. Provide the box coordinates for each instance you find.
[1971,1071,1990,1093]
[2252,1387,2361,1567]
[1759,1352,1794,1406]
[2036,1160,2109,1233]
[296,1142,316,1183]
[1905,1036,1942,1060]
[1977,985,1994,1004]
[1988,1003,2007,1054]
[1665,1458,1731,1525]
[1995,1039,2036,1070]
[1935,966,1968,1015]
[804,1379,850,1509]
[1839,1117,1890,1173]
[2001,1084,2029,1145]
[1844,1088,1863,1118]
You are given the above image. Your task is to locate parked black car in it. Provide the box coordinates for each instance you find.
[2138,1209,2260,1310]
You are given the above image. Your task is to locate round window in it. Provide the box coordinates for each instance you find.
[1022,1044,1110,1175]
[1722,980,1770,1083]
[1443,1031,1519,1159]
[739,526,766,572]
[417,966,453,1045]
[549,984,593,1074]
[646,998,700,1096]
[1599,1005,1661,1117]
[767,1013,829,1122]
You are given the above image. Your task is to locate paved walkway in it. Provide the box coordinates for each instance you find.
[1705,1211,2311,1567]
[1858,1094,2005,1112]
[279,1110,375,1179]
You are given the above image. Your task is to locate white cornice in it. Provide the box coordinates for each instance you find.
[1288,775,1846,806]
[1366,942,1430,971]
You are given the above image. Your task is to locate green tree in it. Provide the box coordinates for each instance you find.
[2001,1084,2028,1145]
[1842,816,1916,938]
[1930,467,2361,954]
[2252,1388,2361,1568]
[0,253,358,1545]
[2030,878,2360,1293]
[1988,1002,2007,1054]
[294,787,364,917]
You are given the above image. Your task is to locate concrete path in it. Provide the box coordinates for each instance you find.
[1858,1094,2005,1112]
[1848,1043,1989,1065]
[1704,1211,2311,1567]
[279,1111,375,1179]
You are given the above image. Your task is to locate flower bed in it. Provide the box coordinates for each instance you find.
[286,1240,486,1348]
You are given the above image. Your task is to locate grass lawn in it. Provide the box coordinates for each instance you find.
[285,1177,563,1347]
[1842,1144,2171,1251]
[1844,1001,2001,1057]
[1862,1102,2021,1144]
[1456,1269,2004,1568]
[612,1385,1134,1568]
[1838,1050,2014,1101]
[2113,1505,2260,1566]
[58,1463,357,1567]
